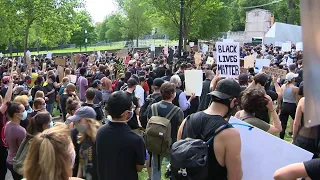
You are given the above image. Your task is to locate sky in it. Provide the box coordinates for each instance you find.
[86,0,118,23]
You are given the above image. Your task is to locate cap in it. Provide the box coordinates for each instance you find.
[286,72,298,81]
[127,78,138,86]
[208,79,241,100]
[153,78,165,87]
[68,106,97,122]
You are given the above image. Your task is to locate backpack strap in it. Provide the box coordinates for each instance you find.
[165,106,180,120]
[151,104,158,116]
[205,123,233,145]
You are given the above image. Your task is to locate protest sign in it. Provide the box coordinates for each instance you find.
[244,55,255,68]
[150,44,155,51]
[55,58,65,67]
[184,70,203,96]
[68,75,77,84]
[296,42,303,51]
[240,68,248,74]
[194,52,201,66]
[26,56,31,66]
[281,43,291,52]
[75,54,81,64]
[189,42,194,47]
[206,57,214,65]
[202,44,208,54]
[262,66,287,79]
[216,42,240,78]
[275,41,282,47]
[255,59,270,70]
[229,117,313,180]
[116,49,128,58]
[57,66,64,83]
[46,52,52,59]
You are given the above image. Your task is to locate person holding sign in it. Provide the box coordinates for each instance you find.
[216,42,240,78]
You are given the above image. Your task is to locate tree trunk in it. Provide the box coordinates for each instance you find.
[136,37,139,48]
[24,23,31,61]
[9,39,12,57]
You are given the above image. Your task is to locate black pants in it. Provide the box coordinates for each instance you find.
[0,146,7,180]
[294,135,319,158]
[6,162,22,180]
[279,102,296,139]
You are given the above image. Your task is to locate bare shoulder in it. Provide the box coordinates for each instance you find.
[217,127,241,141]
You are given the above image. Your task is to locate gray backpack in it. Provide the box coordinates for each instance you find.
[145,103,180,155]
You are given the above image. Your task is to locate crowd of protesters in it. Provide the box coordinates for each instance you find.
[0,42,318,180]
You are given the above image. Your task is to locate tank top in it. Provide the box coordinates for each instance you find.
[298,113,318,139]
[181,112,230,180]
[283,86,296,104]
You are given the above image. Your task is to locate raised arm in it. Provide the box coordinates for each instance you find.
[0,77,13,114]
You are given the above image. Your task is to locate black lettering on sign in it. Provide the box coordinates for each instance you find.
[218,45,238,53]
[218,65,240,76]
[222,55,238,63]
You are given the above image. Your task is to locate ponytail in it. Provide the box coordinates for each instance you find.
[39,135,56,180]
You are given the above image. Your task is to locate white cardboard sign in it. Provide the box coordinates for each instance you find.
[216,42,240,78]
[229,117,313,180]
[296,42,303,51]
[281,43,291,52]
[184,70,203,96]
[202,44,208,54]
[189,42,194,47]
[255,59,271,70]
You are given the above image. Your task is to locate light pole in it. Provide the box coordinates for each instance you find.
[178,0,184,58]
[85,30,88,52]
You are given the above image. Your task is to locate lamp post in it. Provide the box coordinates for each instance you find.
[178,0,184,58]
[85,30,88,52]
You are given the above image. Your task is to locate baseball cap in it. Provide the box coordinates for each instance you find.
[153,78,165,88]
[68,106,96,122]
[286,72,299,81]
[2,76,9,83]
[208,79,241,100]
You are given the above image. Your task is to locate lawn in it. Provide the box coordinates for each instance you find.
[7,39,179,56]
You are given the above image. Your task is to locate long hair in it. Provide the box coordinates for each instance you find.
[78,118,100,144]
[24,123,74,180]
[26,111,51,138]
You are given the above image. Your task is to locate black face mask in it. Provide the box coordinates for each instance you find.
[222,99,238,119]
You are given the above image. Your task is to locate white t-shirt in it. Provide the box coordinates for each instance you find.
[135,85,145,107]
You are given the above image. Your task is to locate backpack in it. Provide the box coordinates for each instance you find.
[170,117,232,180]
[139,94,162,128]
[145,103,180,155]
[13,138,32,175]
[120,83,128,91]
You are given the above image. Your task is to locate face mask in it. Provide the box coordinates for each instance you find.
[49,121,54,128]
[21,110,28,121]
[28,96,32,102]
[75,123,87,133]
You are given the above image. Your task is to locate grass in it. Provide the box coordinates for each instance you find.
[7,39,179,56]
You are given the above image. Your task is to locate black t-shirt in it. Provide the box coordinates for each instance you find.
[31,85,43,100]
[96,121,146,180]
[181,112,230,180]
[147,101,184,143]
[125,91,140,130]
[146,75,153,94]
[155,66,166,78]
[43,83,55,104]
[304,159,320,179]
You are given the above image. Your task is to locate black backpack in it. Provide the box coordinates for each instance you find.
[170,118,232,180]
[139,93,162,128]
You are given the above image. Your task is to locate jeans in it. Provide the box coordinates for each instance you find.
[6,162,22,180]
[46,103,54,114]
[0,146,7,180]
[151,153,164,180]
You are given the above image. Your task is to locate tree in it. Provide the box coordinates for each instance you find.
[0,0,82,58]
[146,0,230,48]
[122,0,152,47]
[105,13,125,42]
[70,10,97,51]
[96,17,109,42]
